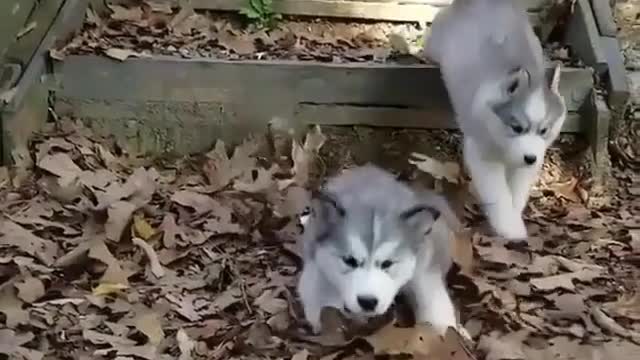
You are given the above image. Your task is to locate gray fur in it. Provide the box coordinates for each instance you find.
[298,164,463,335]
[425,0,565,152]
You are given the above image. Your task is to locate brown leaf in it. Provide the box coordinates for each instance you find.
[36,153,82,183]
[15,277,45,304]
[171,190,218,215]
[254,289,289,314]
[165,293,202,322]
[292,349,310,360]
[132,237,165,278]
[133,310,165,346]
[82,329,137,346]
[548,177,581,202]
[591,307,640,342]
[475,242,530,267]
[104,48,148,61]
[132,213,155,240]
[364,323,446,357]
[0,288,29,328]
[0,329,43,360]
[409,152,461,184]
[217,31,257,55]
[88,240,130,286]
[0,219,59,265]
[105,200,136,242]
[451,229,474,276]
[603,293,640,321]
[477,330,528,360]
[108,4,143,21]
[177,328,195,360]
[160,214,179,248]
[145,0,173,14]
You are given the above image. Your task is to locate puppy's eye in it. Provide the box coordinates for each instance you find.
[539,127,548,135]
[511,123,524,134]
[380,260,394,270]
[342,256,359,268]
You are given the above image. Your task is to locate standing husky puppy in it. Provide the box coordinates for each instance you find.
[297,165,460,335]
[424,0,567,240]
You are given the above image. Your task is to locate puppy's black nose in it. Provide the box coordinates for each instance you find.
[357,296,378,311]
[523,155,537,165]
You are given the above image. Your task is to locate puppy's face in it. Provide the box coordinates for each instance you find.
[487,66,567,167]
[307,191,440,317]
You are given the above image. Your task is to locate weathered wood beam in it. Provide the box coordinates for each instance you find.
[2,0,89,165]
[52,55,594,155]
[0,0,37,64]
[107,0,549,23]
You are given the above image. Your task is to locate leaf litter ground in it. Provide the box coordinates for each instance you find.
[50,2,575,65]
[0,118,639,360]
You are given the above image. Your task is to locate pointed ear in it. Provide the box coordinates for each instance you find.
[399,205,441,234]
[550,63,561,95]
[502,66,530,98]
[310,189,345,224]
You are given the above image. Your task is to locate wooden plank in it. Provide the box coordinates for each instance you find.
[590,0,617,37]
[4,0,66,70]
[4,0,89,114]
[55,56,594,113]
[2,0,89,164]
[108,0,544,23]
[0,0,37,63]
[53,56,593,156]
[565,0,607,74]
[600,36,630,111]
[295,104,583,132]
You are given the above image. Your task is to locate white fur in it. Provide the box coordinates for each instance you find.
[298,217,457,336]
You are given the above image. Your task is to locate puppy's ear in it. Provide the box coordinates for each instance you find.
[502,66,530,98]
[399,205,441,235]
[310,189,345,225]
[550,63,561,95]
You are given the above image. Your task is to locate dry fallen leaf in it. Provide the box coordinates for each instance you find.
[291,125,326,187]
[364,323,446,357]
[0,288,29,328]
[478,331,528,360]
[132,237,165,278]
[92,282,129,297]
[603,293,640,321]
[177,328,195,360]
[105,200,137,242]
[409,152,461,184]
[104,48,148,61]
[0,219,59,266]
[89,240,131,285]
[108,4,143,21]
[133,213,156,240]
[291,349,311,360]
[0,329,44,360]
[15,277,45,304]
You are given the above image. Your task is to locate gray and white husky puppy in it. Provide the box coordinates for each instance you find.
[424,0,567,240]
[297,164,461,335]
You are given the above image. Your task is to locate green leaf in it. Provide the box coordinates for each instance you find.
[239,7,261,19]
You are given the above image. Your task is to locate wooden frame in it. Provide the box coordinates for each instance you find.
[106,0,555,23]
[53,55,594,156]
[1,0,89,164]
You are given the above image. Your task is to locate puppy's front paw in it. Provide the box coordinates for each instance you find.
[489,210,528,240]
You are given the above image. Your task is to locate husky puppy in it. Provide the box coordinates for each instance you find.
[297,165,460,335]
[423,0,567,240]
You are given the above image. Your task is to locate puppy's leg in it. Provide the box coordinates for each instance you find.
[464,137,527,239]
[408,269,457,336]
[297,263,327,334]
[508,162,542,215]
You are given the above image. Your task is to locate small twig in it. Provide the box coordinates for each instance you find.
[132,237,165,278]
